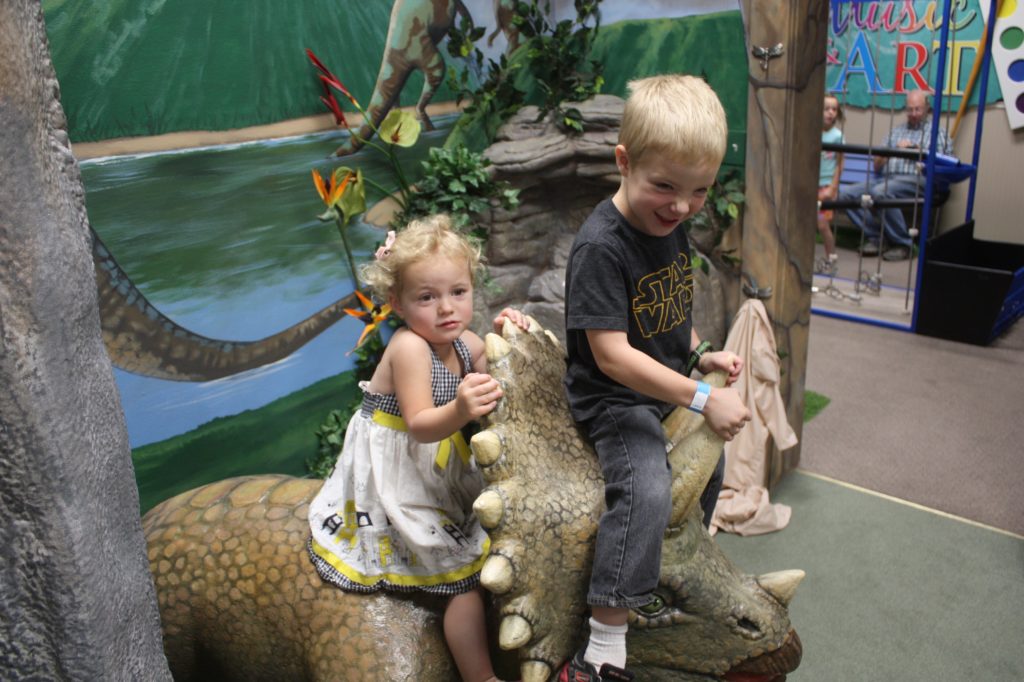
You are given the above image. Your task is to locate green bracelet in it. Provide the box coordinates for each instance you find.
[685,340,714,376]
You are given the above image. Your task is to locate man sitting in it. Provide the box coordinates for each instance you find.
[838,89,952,261]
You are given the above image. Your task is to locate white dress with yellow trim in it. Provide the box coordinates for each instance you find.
[307,338,489,596]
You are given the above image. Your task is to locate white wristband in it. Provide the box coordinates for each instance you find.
[688,381,711,413]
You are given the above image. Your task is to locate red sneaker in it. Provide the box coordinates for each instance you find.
[556,648,634,682]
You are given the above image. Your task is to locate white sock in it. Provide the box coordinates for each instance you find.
[583,617,628,670]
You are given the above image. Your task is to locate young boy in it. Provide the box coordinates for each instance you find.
[560,74,752,681]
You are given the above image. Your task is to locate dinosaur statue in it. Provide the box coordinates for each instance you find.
[143,317,803,681]
[335,0,471,157]
[92,227,359,381]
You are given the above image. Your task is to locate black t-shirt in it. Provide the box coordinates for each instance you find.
[564,198,694,421]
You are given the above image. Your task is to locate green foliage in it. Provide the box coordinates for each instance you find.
[511,0,604,131]
[803,390,832,422]
[445,0,603,143]
[686,169,745,274]
[309,408,351,479]
[688,168,745,236]
[397,146,521,233]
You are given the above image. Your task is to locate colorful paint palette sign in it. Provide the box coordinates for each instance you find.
[981,0,1024,129]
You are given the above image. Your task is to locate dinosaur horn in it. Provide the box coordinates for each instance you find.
[499,614,533,650]
[485,332,513,362]
[522,661,552,682]
[757,570,805,607]
[663,371,728,531]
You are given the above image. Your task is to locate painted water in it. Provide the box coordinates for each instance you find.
[82,118,455,447]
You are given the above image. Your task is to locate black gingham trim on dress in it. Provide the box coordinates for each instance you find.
[314,337,479,597]
[359,337,472,418]
[307,538,481,596]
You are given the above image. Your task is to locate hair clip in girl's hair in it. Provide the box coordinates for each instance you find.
[374,231,397,261]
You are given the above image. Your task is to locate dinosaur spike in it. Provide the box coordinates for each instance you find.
[757,570,805,607]
[543,329,562,349]
[471,429,502,466]
[473,490,504,529]
[498,614,533,650]
[501,317,521,339]
[662,403,704,449]
[666,422,724,529]
[664,371,728,530]
[521,660,552,682]
[524,315,541,333]
[481,554,515,594]
[485,332,512,362]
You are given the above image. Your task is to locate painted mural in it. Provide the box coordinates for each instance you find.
[46,0,746,512]
[827,0,1004,107]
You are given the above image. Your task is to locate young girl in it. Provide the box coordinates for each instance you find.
[817,94,845,275]
[307,214,527,682]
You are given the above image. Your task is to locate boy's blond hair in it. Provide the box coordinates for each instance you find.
[619,74,728,166]
[360,214,483,300]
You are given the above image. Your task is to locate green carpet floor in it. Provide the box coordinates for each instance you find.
[715,470,1024,681]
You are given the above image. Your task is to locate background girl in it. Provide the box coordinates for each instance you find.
[817,94,845,275]
[308,214,527,682]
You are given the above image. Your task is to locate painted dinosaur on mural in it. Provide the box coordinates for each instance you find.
[335,0,471,156]
[92,227,357,382]
[143,317,804,681]
[487,0,521,52]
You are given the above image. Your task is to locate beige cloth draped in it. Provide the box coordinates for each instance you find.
[710,299,798,536]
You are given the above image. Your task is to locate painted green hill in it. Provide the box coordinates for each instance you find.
[132,371,359,514]
[592,12,748,168]
[42,0,452,142]
[44,2,747,148]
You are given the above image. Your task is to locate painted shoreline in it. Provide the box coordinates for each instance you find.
[71,102,463,160]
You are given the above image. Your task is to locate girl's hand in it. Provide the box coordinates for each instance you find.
[699,351,744,386]
[702,385,751,441]
[456,372,504,420]
[493,307,530,333]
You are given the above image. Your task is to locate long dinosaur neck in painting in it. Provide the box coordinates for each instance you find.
[92,228,357,382]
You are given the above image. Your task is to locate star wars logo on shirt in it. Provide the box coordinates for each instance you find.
[631,251,694,339]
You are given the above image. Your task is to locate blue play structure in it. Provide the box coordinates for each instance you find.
[915,0,1024,345]
[817,0,1023,344]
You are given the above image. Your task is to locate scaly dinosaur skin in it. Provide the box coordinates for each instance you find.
[143,318,802,681]
[335,0,470,157]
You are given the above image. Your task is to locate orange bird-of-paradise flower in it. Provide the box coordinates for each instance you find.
[343,290,392,354]
[312,168,353,208]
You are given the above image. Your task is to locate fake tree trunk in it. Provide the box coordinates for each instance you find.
[739,0,829,485]
[0,0,171,678]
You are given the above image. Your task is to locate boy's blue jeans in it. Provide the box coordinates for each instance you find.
[581,403,724,609]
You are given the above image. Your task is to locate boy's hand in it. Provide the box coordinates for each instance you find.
[702,385,751,441]
[699,350,743,386]
[456,372,504,420]
[493,307,530,333]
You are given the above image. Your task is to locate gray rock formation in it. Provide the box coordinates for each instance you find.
[0,1,171,678]
[475,95,729,348]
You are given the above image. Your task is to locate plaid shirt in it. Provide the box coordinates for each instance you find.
[882,121,952,176]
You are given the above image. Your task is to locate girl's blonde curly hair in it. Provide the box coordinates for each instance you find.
[360,214,484,301]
